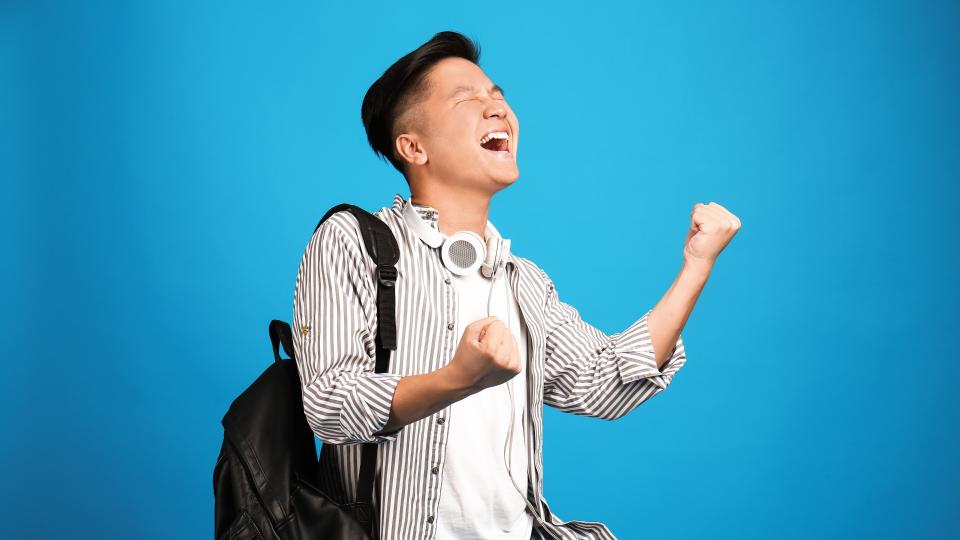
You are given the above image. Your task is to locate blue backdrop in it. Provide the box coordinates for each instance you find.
[4,1,958,538]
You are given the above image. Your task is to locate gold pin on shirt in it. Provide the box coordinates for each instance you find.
[301,325,311,335]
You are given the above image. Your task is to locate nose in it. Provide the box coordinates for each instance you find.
[482,97,507,119]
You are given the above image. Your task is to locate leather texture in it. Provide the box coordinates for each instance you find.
[213,333,373,540]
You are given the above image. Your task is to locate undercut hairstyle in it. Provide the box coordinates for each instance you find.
[361,31,482,181]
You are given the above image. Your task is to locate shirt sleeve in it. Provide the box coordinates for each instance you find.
[536,265,687,420]
[292,212,404,445]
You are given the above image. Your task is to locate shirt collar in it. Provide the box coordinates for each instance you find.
[391,192,505,249]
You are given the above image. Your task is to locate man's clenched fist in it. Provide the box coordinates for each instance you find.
[448,316,521,392]
[684,201,741,265]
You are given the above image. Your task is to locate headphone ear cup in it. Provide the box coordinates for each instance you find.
[441,231,486,276]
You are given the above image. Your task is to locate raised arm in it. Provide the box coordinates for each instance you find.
[538,263,689,420]
[538,197,741,420]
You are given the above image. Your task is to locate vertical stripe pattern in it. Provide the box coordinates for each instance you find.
[291,193,688,540]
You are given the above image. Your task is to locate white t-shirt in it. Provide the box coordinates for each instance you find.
[435,264,534,539]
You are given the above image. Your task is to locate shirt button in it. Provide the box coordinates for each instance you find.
[444,277,451,284]
[447,322,454,330]
[427,515,435,524]
[436,417,445,425]
[431,466,439,474]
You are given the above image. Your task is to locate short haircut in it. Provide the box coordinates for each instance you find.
[361,31,482,180]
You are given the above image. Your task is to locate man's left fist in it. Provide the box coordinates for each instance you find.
[683,201,741,265]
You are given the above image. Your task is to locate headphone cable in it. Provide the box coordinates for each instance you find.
[486,271,546,529]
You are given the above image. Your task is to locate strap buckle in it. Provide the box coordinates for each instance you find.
[375,265,398,287]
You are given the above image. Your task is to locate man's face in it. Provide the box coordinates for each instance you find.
[398,57,520,190]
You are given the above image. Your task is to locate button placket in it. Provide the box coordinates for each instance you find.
[427,263,455,535]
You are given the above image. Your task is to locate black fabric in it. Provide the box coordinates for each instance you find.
[213,203,399,540]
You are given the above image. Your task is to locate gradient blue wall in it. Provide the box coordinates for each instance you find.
[3,1,958,538]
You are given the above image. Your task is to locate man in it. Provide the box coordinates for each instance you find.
[292,30,740,540]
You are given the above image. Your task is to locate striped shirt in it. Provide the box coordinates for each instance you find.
[291,193,688,540]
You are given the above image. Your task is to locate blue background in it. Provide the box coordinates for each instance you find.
[4,1,958,538]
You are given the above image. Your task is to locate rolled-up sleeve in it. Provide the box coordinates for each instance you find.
[537,266,687,420]
[292,213,403,445]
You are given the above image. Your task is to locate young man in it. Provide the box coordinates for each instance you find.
[292,31,740,540]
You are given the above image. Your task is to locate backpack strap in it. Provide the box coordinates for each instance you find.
[314,203,399,539]
[316,203,400,353]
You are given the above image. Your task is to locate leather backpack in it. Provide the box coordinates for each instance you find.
[213,203,400,540]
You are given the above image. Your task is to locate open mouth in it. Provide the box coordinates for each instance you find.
[479,131,511,154]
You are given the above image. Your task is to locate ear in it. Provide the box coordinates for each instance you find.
[395,133,428,167]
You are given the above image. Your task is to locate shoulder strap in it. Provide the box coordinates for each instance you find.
[316,203,400,353]
[315,203,399,538]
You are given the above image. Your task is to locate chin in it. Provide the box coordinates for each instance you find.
[490,168,520,188]
[489,158,519,177]
[489,160,520,183]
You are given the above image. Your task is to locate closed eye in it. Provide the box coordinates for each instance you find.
[457,95,505,104]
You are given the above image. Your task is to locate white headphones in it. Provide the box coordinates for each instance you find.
[402,196,512,279]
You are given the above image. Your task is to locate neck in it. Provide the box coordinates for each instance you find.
[409,183,492,239]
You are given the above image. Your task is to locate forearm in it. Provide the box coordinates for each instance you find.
[373,363,478,436]
[647,258,711,369]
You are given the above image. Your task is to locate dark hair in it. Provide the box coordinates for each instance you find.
[361,31,482,180]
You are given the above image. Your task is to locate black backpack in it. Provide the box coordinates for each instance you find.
[213,203,400,540]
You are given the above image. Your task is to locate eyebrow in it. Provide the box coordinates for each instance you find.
[448,84,505,100]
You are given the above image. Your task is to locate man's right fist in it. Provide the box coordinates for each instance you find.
[448,316,521,392]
